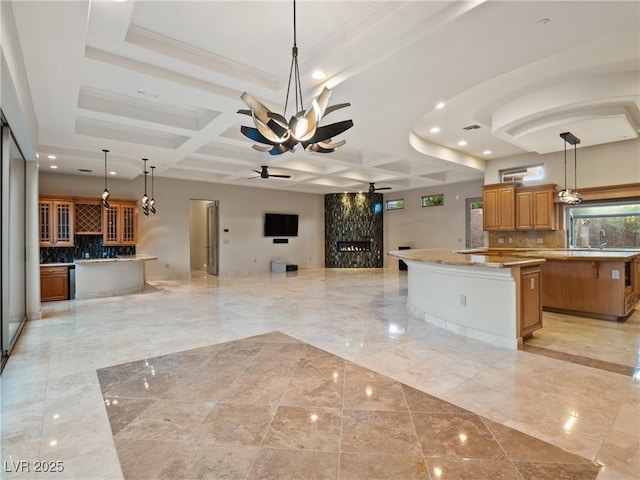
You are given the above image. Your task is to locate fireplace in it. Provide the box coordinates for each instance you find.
[337,241,372,252]
[325,193,383,268]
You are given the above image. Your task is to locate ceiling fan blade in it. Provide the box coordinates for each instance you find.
[270,174,291,179]
[376,187,392,191]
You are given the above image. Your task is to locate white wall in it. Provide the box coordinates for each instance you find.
[484,138,639,188]
[383,180,484,263]
[39,173,325,279]
[1,1,38,159]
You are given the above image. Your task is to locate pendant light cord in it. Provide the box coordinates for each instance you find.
[563,140,567,191]
[103,150,108,190]
[284,0,303,117]
[143,159,148,196]
[573,143,577,191]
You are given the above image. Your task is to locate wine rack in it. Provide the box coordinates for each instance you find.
[75,203,102,234]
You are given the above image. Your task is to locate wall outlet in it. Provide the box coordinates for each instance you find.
[536,238,544,244]
[508,237,513,244]
[611,269,620,279]
[498,238,504,244]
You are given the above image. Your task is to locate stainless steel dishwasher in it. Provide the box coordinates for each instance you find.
[69,265,76,299]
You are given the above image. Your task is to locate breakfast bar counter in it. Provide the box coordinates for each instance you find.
[74,254,157,300]
[388,249,546,349]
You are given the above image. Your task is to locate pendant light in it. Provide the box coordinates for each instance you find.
[101,149,110,208]
[558,131,582,204]
[237,0,353,155]
[149,165,156,215]
[142,159,149,217]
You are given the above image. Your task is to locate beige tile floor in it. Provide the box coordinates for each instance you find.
[1,268,638,479]
[524,310,639,375]
[98,332,600,479]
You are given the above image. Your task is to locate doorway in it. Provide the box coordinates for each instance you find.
[189,199,219,275]
[465,197,484,249]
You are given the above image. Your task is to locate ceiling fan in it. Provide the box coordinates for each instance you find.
[251,165,291,179]
[368,182,391,193]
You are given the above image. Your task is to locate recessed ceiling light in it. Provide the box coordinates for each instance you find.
[457,140,467,146]
[537,18,551,28]
[430,127,440,133]
[312,70,326,80]
[435,102,445,109]
[48,155,56,160]
[483,150,492,155]
[50,165,58,169]
[110,171,116,175]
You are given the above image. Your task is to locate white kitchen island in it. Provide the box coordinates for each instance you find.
[388,249,545,349]
[75,254,157,300]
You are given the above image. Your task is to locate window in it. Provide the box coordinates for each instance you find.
[386,199,404,210]
[421,194,444,207]
[567,201,640,249]
[500,164,543,183]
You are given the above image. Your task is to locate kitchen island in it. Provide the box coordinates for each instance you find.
[75,254,157,300]
[514,249,640,320]
[388,249,546,349]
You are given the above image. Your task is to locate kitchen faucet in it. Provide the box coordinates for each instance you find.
[599,229,607,249]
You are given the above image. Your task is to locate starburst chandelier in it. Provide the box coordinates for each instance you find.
[238,0,353,155]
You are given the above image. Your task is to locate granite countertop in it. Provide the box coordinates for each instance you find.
[456,247,640,261]
[513,250,640,261]
[388,248,545,268]
[40,262,74,267]
[74,254,158,264]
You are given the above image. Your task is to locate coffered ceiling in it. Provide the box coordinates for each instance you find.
[10,0,639,194]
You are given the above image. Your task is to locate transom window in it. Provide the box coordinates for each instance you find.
[500,164,543,183]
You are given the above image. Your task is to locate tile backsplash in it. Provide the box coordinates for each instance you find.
[487,230,566,248]
[40,235,135,263]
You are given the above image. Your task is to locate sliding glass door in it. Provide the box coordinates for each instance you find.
[1,118,27,371]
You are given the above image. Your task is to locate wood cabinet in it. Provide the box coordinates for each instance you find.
[483,183,556,232]
[103,201,138,246]
[39,199,74,247]
[516,185,556,230]
[541,258,639,320]
[520,265,542,338]
[40,196,138,247]
[624,257,640,315]
[40,266,69,302]
[482,183,516,231]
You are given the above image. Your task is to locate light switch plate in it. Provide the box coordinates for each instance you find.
[611,269,620,279]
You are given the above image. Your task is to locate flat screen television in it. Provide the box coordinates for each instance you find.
[264,213,299,237]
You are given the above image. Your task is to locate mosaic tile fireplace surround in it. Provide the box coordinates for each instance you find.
[325,193,383,268]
